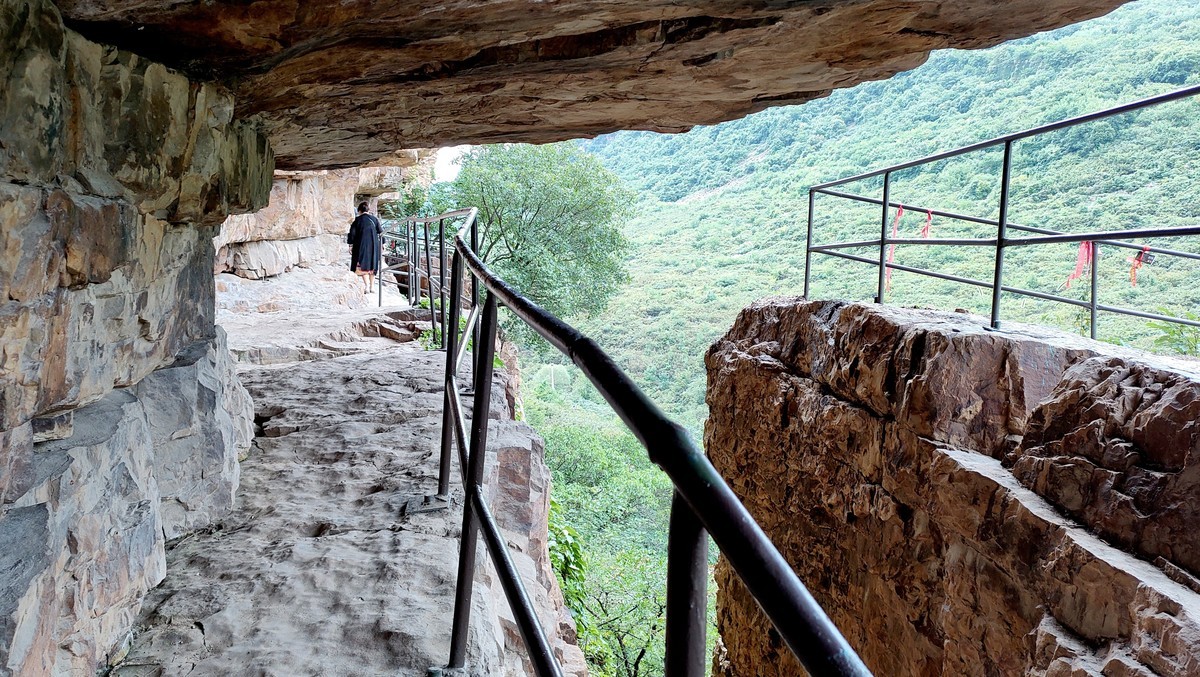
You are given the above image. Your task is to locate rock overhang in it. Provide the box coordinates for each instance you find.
[52,0,1131,170]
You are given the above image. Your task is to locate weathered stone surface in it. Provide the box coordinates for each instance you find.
[136,328,253,539]
[2,0,271,219]
[52,0,1128,168]
[1,0,272,436]
[706,298,1200,676]
[214,169,357,251]
[215,233,348,279]
[0,330,252,675]
[1012,356,1200,580]
[111,343,584,676]
[0,209,217,431]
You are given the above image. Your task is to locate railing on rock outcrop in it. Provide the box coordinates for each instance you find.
[806,83,1200,339]
[414,207,871,676]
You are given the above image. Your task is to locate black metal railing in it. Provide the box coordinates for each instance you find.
[379,215,453,346]
[420,208,871,676]
[806,83,1200,338]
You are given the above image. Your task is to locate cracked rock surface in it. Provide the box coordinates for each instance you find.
[113,335,585,676]
[52,0,1129,168]
[706,298,1200,676]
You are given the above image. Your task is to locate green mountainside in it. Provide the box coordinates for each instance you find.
[521,2,1200,674]
[575,0,1200,432]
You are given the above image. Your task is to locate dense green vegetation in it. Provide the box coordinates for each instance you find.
[576,0,1200,432]
[482,2,1200,674]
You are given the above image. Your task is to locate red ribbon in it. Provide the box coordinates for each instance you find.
[920,210,932,238]
[1130,245,1150,287]
[1064,241,1094,289]
[885,206,904,288]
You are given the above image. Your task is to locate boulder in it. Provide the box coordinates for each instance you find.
[706,298,1200,676]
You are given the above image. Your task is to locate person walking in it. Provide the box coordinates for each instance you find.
[347,202,382,292]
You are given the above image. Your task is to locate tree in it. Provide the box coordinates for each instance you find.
[449,143,635,325]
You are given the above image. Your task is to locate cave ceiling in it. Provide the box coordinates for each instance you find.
[53,0,1130,170]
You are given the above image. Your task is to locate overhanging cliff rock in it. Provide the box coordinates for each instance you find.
[53,0,1130,168]
[706,298,1200,676]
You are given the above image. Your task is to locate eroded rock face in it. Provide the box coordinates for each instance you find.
[0,0,271,433]
[53,0,1129,168]
[706,298,1200,676]
[1,329,252,676]
[1,1,269,672]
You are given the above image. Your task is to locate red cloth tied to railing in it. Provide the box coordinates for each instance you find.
[1064,241,1094,289]
[920,210,932,238]
[885,206,904,288]
[1130,245,1151,286]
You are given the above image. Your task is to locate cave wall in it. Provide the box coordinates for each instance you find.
[0,0,271,673]
[706,298,1200,676]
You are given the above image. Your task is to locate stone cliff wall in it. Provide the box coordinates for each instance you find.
[1,0,270,673]
[706,298,1200,676]
[214,152,435,280]
[214,169,357,280]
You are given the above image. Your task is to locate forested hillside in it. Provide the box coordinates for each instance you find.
[524,2,1200,674]
[576,0,1200,431]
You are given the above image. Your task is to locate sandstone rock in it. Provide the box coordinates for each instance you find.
[111,345,584,676]
[0,209,218,431]
[705,298,1200,676]
[1,0,271,438]
[214,169,358,250]
[30,411,73,443]
[136,328,253,539]
[215,233,348,279]
[0,329,252,675]
[53,0,1129,168]
[1012,356,1200,580]
[358,166,409,197]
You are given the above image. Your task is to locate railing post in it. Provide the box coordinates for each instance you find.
[439,251,465,498]
[423,223,436,342]
[470,218,481,360]
[448,292,500,669]
[408,221,417,306]
[664,494,708,677]
[1089,242,1099,339]
[377,224,384,308]
[439,218,448,349]
[876,172,891,304]
[804,190,815,299]
[990,141,1014,329]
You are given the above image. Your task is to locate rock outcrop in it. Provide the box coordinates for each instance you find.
[706,298,1200,676]
[1,1,268,672]
[214,169,357,279]
[214,153,434,280]
[1,329,251,676]
[53,0,1129,168]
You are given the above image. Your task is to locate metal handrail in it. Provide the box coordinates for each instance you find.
[430,208,871,675]
[805,84,1200,339]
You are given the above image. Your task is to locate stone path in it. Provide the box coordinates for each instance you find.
[110,317,583,676]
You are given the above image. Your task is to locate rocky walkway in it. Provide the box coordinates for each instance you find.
[111,312,584,676]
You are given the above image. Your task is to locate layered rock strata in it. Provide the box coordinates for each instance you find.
[54,0,1129,168]
[214,169,358,279]
[706,298,1200,676]
[214,153,434,280]
[1,329,252,676]
[1,0,269,672]
[112,341,585,676]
